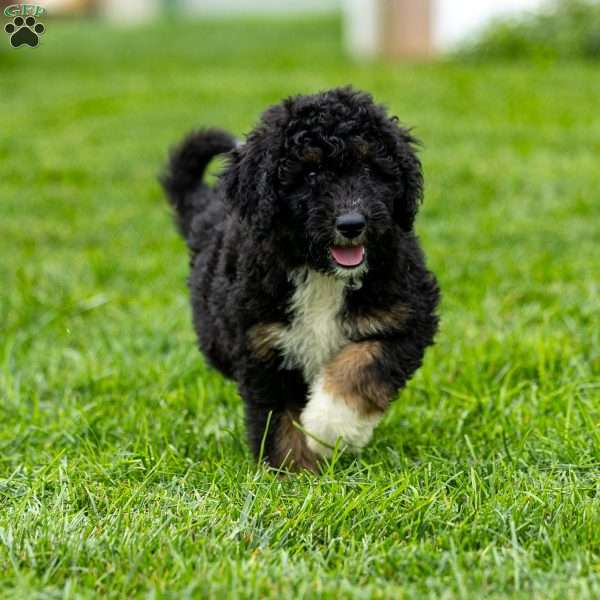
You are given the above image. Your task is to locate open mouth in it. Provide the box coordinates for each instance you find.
[330,245,365,268]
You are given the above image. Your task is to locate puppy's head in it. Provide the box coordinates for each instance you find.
[224,87,423,279]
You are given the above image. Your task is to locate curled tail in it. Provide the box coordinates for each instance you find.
[160,128,236,238]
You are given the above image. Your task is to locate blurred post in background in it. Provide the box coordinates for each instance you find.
[344,0,433,59]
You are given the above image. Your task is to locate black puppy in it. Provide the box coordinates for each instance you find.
[161,87,440,471]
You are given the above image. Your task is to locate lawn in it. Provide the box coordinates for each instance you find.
[1,15,600,599]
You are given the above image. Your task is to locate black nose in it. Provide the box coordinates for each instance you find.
[336,212,366,239]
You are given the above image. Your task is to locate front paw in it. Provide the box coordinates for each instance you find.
[300,376,382,457]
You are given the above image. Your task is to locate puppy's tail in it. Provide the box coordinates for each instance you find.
[160,128,236,238]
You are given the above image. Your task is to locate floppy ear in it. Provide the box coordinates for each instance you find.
[388,120,424,232]
[223,140,278,239]
[223,104,288,239]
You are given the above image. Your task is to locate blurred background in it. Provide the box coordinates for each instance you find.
[5,0,600,57]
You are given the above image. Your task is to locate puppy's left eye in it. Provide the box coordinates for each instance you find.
[306,172,318,186]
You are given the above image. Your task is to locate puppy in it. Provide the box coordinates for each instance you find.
[161,87,440,472]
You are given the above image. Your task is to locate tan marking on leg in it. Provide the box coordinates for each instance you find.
[273,412,320,473]
[352,302,412,337]
[247,323,285,361]
[322,341,394,414]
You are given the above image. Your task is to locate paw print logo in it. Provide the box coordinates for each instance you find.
[4,16,45,48]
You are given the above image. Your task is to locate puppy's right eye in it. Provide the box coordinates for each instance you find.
[306,172,317,186]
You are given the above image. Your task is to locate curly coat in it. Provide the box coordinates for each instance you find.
[161,87,440,472]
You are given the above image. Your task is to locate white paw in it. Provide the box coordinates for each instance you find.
[299,377,381,457]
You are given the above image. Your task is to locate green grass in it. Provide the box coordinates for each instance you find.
[1,15,600,599]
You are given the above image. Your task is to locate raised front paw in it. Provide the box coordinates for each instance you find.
[300,376,382,457]
[299,341,396,457]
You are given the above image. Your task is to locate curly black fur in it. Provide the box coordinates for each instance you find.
[161,87,440,472]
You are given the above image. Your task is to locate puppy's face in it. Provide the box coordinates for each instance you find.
[225,87,423,279]
[279,151,397,279]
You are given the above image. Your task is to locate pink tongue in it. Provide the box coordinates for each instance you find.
[330,246,365,267]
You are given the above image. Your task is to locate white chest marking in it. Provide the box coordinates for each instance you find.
[277,269,349,381]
